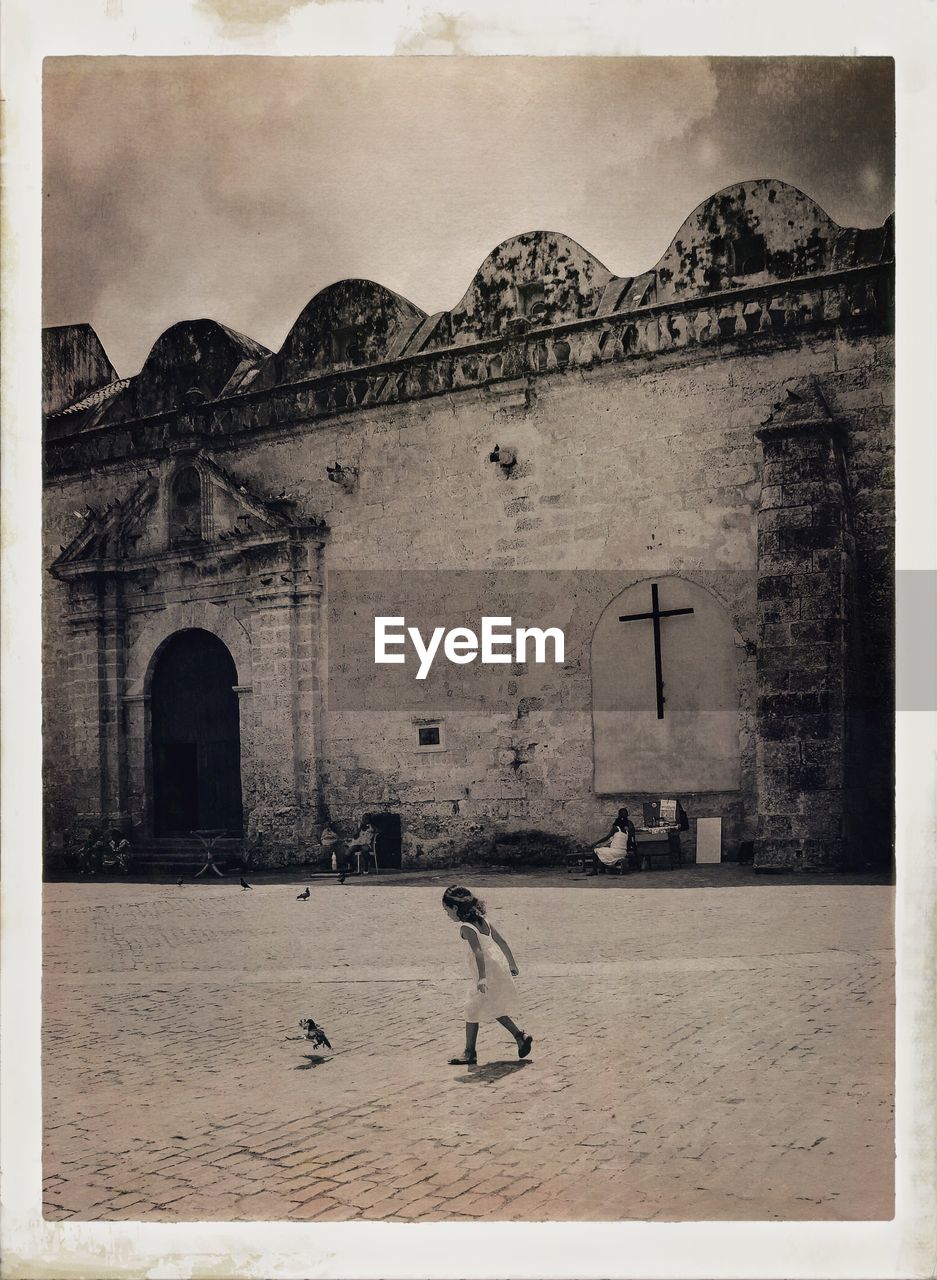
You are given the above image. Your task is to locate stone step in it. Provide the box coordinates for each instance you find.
[130,838,244,873]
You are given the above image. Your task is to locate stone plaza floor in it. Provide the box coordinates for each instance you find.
[42,867,895,1222]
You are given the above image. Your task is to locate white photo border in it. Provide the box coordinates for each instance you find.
[2,2,935,1276]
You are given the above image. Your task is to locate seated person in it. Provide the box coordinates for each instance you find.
[590,807,636,874]
[346,819,377,875]
[320,820,374,880]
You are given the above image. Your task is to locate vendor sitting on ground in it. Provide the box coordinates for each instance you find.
[589,807,636,874]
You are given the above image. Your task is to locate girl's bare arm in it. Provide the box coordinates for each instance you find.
[462,926,487,986]
[489,925,519,975]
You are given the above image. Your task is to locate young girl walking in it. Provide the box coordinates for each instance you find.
[442,885,533,1065]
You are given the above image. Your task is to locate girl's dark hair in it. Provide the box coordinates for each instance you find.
[442,885,487,924]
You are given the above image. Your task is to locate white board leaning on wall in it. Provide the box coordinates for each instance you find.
[695,817,723,864]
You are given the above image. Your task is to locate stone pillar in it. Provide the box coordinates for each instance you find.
[232,683,256,840]
[753,380,853,870]
[64,575,125,832]
[123,691,149,833]
[246,565,322,863]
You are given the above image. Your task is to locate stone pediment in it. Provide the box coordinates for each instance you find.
[51,453,326,578]
[52,473,161,573]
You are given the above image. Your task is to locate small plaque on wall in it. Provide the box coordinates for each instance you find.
[696,817,722,864]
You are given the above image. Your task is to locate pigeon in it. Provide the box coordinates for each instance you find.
[240,877,252,890]
[296,887,310,900]
[299,1018,332,1050]
[337,870,347,885]
[176,877,184,887]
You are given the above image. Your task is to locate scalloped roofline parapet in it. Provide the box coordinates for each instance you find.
[45,258,894,479]
[43,179,894,470]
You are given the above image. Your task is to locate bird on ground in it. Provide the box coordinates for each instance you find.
[337,870,347,885]
[299,1018,332,1050]
[296,887,310,900]
[240,877,252,890]
[176,877,184,887]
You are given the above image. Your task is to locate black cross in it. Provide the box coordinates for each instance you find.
[618,583,694,719]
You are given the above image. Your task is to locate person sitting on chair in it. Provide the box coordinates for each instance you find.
[589,808,636,875]
[346,819,377,875]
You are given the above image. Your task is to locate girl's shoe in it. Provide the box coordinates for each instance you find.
[518,1034,533,1059]
[448,1053,477,1065]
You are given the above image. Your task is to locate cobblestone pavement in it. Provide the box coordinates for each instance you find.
[42,870,894,1222]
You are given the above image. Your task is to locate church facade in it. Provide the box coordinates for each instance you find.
[42,180,895,871]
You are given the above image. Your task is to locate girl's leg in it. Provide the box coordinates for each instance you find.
[449,1022,478,1064]
[497,1016,533,1058]
[497,1016,525,1043]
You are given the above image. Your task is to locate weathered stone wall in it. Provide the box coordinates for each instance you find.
[42,456,326,862]
[41,180,894,869]
[754,399,853,870]
[42,325,893,867]
[44,461,140,854]
[42,324,117,416]
[250,280,425,392]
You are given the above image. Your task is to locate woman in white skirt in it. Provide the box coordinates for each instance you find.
[442,885,533,1066]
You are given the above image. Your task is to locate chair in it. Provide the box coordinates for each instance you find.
[366,829,380,874]
[566,832,633,875]
[593,843,629,875]
[353,829,380,874]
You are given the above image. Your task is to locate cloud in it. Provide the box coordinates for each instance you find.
[42,56,893,376]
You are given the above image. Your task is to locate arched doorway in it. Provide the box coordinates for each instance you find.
[151,629,243,836]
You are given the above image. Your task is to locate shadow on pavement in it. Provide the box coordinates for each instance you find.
[294,1053,330,1070]
[454,1060,531,1084]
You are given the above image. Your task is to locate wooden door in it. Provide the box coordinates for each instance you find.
[151,629,242,836]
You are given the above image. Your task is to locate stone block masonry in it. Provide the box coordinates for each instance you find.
[41,180,894,870]
[754,382,857,870]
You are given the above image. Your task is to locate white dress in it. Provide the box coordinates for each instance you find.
[595,826,630,867]
[461,920,519,1022]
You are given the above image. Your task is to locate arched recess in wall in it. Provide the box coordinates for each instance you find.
[123,602,252,839]
[150,628,243,836]
[591,577,743,795]
[125,601,251,701]
[169,464,205,547]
